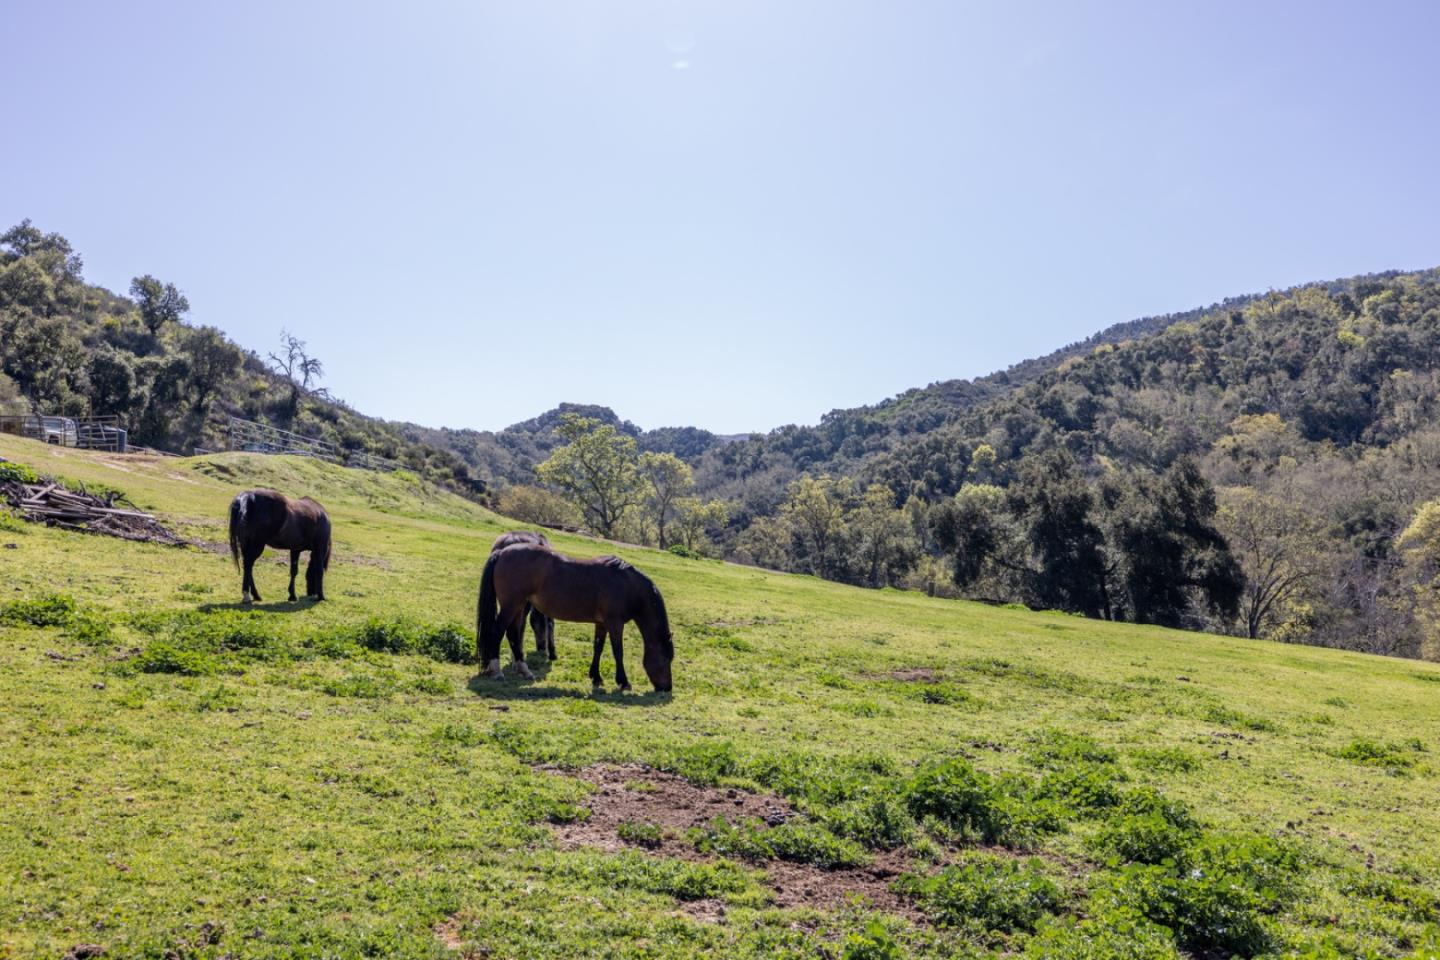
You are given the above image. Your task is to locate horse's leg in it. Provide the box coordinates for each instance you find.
[288,550,300,602]
[506,613,534,680]
[242,543,264,603]
[486,605,527,679]
[589,624,606,687]
[607,619,630,692]
[529,607,551,659]
[547,615,557,661]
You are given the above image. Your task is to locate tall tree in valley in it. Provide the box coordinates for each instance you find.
[783,475,850,579]
[639,451,693,549]
[851,484,920,587]
[1219,487,1322,639]
[536,414,641,539]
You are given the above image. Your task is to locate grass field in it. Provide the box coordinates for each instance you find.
[2,434,1438,959]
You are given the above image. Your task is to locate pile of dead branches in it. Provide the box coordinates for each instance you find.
[0,477,186,545]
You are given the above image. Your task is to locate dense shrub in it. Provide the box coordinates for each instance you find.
[66,610,115,646]
[1025,731,1118,769]
[1035,761,1126,814]
[1,592,77,627]
[1021,914,1183,959]
[1087,813,1196,865]
[903,758,1060,848]
[0,461,38,483]
[841,920,909,960]
[820,793,917,849]
[1338,738,1422,771]
[895,854,1061,933]
[616,821,664,849]
[134,641,219,676]
[1092,832,1301,957]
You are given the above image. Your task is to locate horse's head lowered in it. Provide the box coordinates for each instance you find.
[639,577,674,693]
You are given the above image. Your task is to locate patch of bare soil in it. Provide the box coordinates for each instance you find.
[866,667,942,683]
[543,763,923,920]
[433,916,490,958]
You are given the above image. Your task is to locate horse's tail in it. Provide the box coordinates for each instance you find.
[228,495,243,571]
[315,512,332,570]
[476,551,500,665]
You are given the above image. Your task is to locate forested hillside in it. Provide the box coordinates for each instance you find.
[458,270,1440,660]
[0,221,480,491]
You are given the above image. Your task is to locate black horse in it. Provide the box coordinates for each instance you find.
[490,531,557,663]
[478,543,673,691]
[228,489,332,603]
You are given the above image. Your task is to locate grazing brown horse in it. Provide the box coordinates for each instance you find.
[228,489,332,603]
[477,543,673,691]
[490,531,557,662]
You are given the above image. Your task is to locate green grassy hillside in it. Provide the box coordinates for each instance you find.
[2,435,1438,959]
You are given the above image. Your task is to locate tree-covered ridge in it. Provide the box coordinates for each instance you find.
[690,269,1440,658]
[488,270,1440,659]
[0,221,481,491]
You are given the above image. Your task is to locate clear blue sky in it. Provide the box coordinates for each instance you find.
[4,2,1439,434]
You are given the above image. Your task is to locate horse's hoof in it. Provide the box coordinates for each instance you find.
[618,683,632,692]
[514,662,535,680]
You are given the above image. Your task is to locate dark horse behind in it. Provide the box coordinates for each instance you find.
[491,531,556,664]
[228,489,332,603]
[477,543,673,691]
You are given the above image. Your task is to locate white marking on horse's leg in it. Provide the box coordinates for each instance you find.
[513,659,535,680]
[485,658,504,679]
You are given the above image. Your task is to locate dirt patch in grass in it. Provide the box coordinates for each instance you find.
[543,763,922,920]
[865,666,942,683]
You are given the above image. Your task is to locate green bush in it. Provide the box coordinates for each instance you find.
[1035,761,1126,814]
[667,543,703,559]
[904,757,1059,848]
[617,821,664,849]
[689,817,869,869]
[1026,731,1118,769]
[662,740,741,784]
[1,592,77,627]
[134,642,219,676]
[1092,832,1300,957]
[895,854,1061,933]
[0,461,38,483]
[1338,738,1420,771]
[0,507,26,533]
[333,617,472,663]
[1088,813,1196,865]
[821,793,917,849]
[841,919,909,960]
[66,610,115,646]
[1021,914,1183,959]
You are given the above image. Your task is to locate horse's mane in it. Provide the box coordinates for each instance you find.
[596,555,633,570]
[627,566,672,656]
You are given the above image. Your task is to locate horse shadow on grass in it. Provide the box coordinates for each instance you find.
[465,663,671,708]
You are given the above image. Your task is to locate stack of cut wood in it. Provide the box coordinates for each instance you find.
[0,479,185,545]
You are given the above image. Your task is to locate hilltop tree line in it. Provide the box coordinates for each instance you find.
[0,221,479,491]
